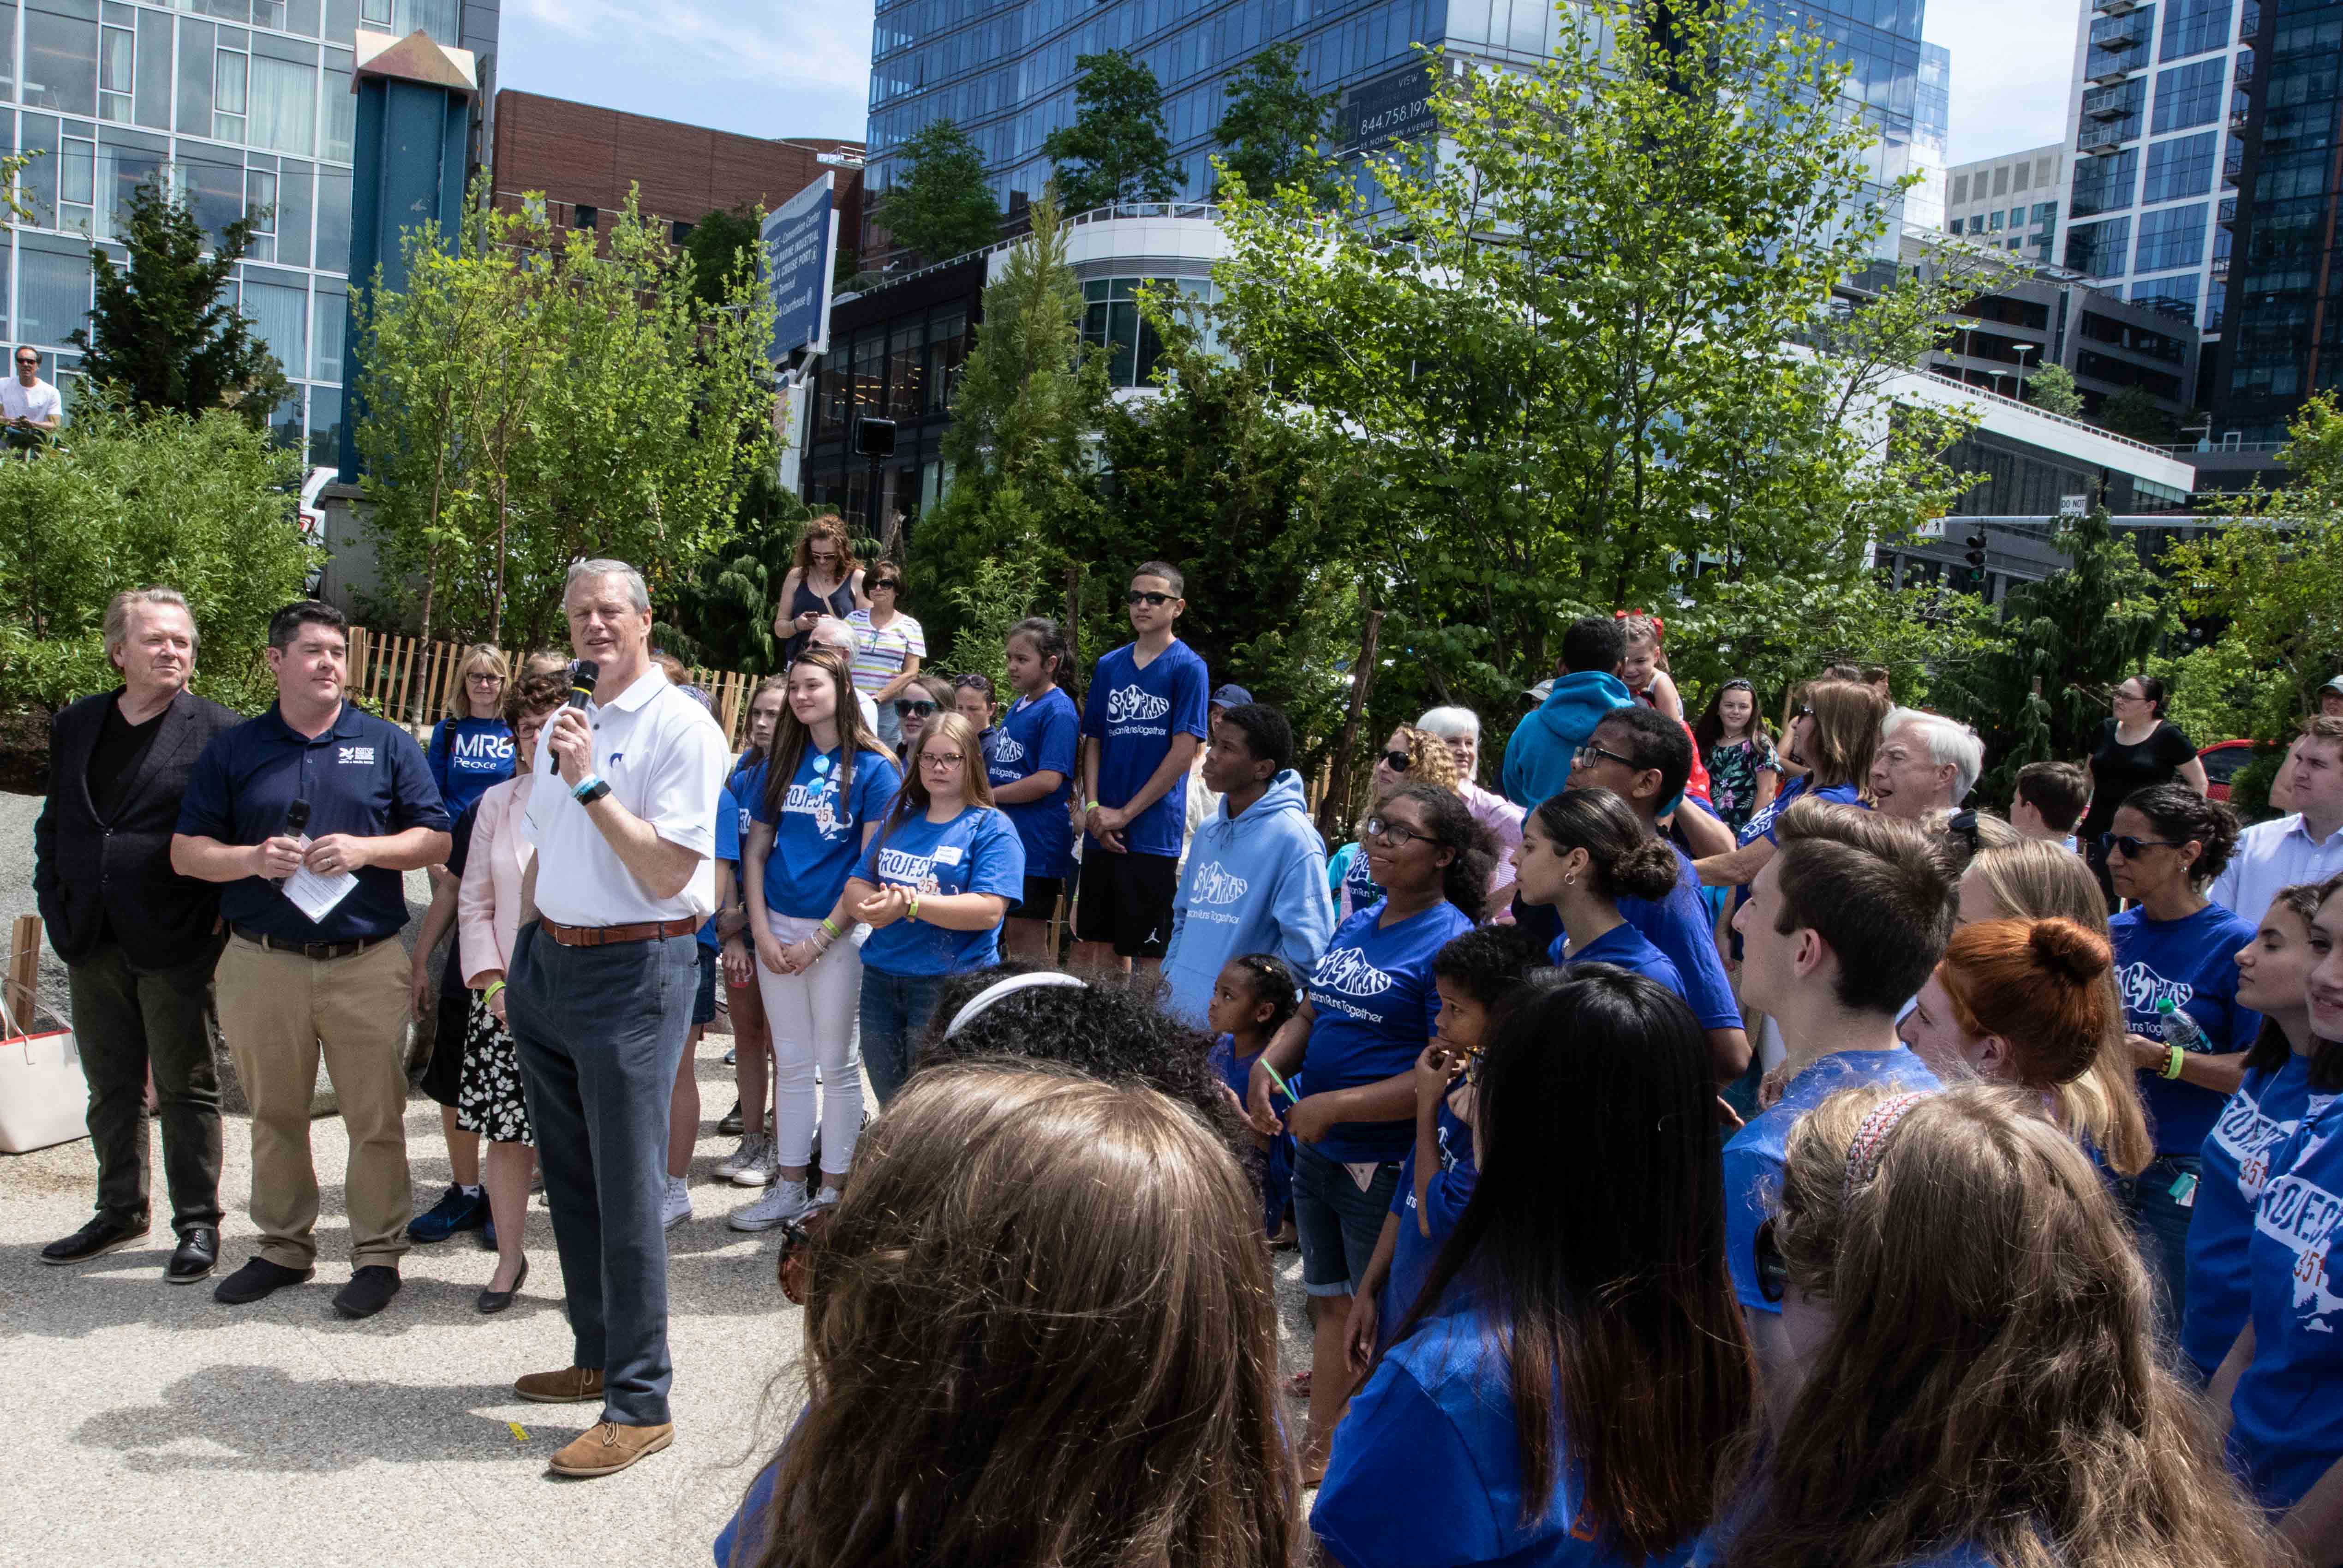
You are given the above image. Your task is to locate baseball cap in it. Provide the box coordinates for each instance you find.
[2324,674,2343,697]
[1209,683,1254,710]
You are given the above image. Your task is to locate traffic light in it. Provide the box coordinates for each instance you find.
[1963,528,1989,589]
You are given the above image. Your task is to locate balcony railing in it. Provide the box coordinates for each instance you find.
[2224,145,2246,186]
[2219,196,2238,226]
[2080,120,2136,152]
[2091,0,2141,15]
[2211,254,2232,279]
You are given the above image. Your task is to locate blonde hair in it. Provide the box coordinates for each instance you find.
[1357,724,1461,839]
[743,1065,1298,1568]
[873,711,994,852]
[103,587,197,657]
[443,643,509,719]
[1798,679,1887,792]
[1717,1083,2279,1568]
[1962,841,2153,1176]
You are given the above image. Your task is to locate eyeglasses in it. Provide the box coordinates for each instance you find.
[1126,590,1176,607]
[920,751,964,769]
[467,672,504,685]
[2112,688,2146,703]
[2103,833,2184,858]
[1754,1219,1787,1305]
[1378,748,1412,772]
[1364,815,1431,847]
[895,700,937,718]
[1572,742,1637,770]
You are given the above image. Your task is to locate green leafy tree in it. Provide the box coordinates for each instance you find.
[354,181,777,649]
[681,203,764,309]
[2101,383,2179,445]
[71,175,288,426]
[1207,0,1986,746]
[1936,506,2171,801]
[654,469,812,673]
[1044,52,1184,210]
[0,397,312,712]
[2026,362,2084,418]
[913,188,1110,664]
[877,120,1004,263]
[1211,42,1342,207]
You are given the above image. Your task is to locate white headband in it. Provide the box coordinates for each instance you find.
[944,971,1087,1039]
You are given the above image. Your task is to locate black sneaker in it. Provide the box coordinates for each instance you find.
[39,1216,150,1265]
[333,1265,403,1319]
[166,1227,220,1284]
[717,1099,745,1136]
[214,1256,314,1304]
[407,1183,487,1243]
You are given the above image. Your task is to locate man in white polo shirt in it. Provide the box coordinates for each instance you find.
[502,557,725,1479]
[2211,714,2343,926]
[3,345,61,450]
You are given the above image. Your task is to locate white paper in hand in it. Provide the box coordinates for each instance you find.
[284,862,359,924]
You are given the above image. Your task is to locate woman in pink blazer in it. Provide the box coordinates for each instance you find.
[455,675,565,1313]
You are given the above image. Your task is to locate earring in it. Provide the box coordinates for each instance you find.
[1564,872,1578,887]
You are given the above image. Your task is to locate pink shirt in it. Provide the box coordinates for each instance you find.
[458,772,537,986]
[1459,780,1523,896]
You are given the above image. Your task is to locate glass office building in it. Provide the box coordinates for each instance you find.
[865,0,1932,241]
[2,0,496,468]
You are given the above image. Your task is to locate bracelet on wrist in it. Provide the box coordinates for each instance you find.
[483,980,507,1004]
[2163,1043,2188,1080]
[907,894,921,924]
[572,773,610,804]
[819,916,842,940]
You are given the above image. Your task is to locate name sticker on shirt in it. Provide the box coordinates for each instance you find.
[931,845,963,866]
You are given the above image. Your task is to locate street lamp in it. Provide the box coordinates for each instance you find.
[2012,341,2038,403]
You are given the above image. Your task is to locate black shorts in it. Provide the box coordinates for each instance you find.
[422,979,468,1110]
[1074,849,1179,959]
[1005,875,1065,922]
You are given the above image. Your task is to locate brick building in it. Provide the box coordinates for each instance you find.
[488,90,862,255]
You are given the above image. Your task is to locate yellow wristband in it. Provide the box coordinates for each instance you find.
[1087,800,1102,812]
[2163,1044,2187,1080]
[908,895,920,923]
[483,980,507,1004]
[819,916,841,940]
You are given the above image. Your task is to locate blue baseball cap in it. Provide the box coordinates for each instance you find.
[1209,684,1254,710]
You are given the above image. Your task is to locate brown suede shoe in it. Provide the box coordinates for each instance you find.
[514,1366,605,1404]
[548,1420,673,1478]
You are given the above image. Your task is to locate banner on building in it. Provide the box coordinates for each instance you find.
[1339,62,1446,153]
[764,172,839,363]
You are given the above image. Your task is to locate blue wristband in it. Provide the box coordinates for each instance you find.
[571,773,605,802]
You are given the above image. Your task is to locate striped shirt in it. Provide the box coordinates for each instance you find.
[846,609,925,697]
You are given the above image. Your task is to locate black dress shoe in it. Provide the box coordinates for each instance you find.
[476,1256,528,1315]
[717,1099,745,1136]
[166,1227,219,1285]
[214,1256,314,1304]
[333,1264,403,1319]
[40,1216,150,1265]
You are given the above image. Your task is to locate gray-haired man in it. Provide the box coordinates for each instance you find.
[505,559,726,1478]
[34,589,239,1281]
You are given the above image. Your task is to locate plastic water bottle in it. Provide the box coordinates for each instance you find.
[2158,997,2210,1054]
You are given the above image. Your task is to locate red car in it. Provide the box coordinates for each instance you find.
[2198,738,2256,803]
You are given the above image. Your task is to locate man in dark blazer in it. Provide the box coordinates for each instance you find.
[33,587,240,1282]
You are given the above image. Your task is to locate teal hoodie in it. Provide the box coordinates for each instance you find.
[1163,769,1336,1030]
[1500,671,1636,808]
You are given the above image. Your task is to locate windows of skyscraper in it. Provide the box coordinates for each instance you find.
[2142,129,2217,200]
[2161,0,2235,60]
[2134,199,2208,269]
[2152,57,2226,133]
[2072,146,2139,215]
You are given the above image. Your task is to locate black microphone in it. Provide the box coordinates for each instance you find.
[284,798,311,839]
[550,660,599,775]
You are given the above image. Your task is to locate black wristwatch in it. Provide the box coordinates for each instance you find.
[574,778,612,807]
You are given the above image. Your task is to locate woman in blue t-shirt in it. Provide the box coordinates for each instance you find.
[426,643,516,821]
[846,711,1025,1105]
[2181,880,2328,1381]
[1314,968,1751,1568]
[988,617,1082,962]
[1700,1082,2271,1568]
[2215,871,2343,1544]
[2105,783,2262,1328]
[1515,787,1689,998]
[1242,781,1490,1482]
[741,650,902,1226]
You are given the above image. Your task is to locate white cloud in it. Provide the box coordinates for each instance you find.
[1926,0,2079,166]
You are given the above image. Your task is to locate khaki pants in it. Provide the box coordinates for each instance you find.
[217,936,413,1270]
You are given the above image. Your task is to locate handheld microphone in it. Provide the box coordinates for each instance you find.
[549,660,599,775]
[284,798,311,839]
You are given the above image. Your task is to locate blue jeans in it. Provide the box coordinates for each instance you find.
[1291,1139,1402,1299]
[507,924,697,1427]
[2117,1152,2200,1338]
[859,967,946,1106]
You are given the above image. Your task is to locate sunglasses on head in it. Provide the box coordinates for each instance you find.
[1126,590,1176,607]
[2102,832,2184,858]
[953,674,994,695]
[1754,1219,1787,1304]
[1946,808,1981,853]
[1720,678,1754,694]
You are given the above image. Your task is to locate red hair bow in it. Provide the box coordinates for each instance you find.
[1614,608,1663,643]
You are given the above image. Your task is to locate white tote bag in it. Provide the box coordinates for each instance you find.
[0,956,87,1155]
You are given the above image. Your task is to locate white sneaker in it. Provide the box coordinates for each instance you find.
[661,1174,692,1230]
[729,1179,811,1232]
[714,1134,768,1182]
[731,1139,781,1188]
[809,1185,843,1212]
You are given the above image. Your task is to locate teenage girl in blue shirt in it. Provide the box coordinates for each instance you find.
[1700,1082,2271,1568]
[1515,786,1690,999]
[1314,968,1752,1568]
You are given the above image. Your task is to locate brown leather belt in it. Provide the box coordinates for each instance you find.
[541,916,701,947]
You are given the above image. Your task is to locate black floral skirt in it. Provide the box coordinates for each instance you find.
[457,990,534,1145]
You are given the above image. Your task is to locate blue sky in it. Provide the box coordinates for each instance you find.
[498,0,2074,167]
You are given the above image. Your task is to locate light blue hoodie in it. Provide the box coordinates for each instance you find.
[1163,768,1336,1030]
[1500,670,1636,808]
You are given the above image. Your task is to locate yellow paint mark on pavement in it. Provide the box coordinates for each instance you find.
[508,1422,530,1442]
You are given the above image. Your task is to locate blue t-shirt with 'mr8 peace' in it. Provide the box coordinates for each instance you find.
[1080,639,1209,859]
[851,804,1026,977]
[744,747,902,920]
[1298,900,1478,1164]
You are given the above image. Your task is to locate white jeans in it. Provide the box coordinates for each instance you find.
[755,912,867,1178]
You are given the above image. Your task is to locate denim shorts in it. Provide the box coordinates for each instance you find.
[1291,1139,1401,1298]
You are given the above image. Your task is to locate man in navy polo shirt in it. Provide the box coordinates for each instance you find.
[173,600,450,1319]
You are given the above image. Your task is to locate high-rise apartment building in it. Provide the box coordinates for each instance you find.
[2056,0,2248,356]
[1911,42,1951,233]
[1945,143,2064,264]
[864,0,1931,243]
[5,0,497,470]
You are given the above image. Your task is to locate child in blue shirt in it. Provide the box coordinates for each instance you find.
[1515,786,1692,1002]
[1205,952,1300,1241]
[988,618,1082,960]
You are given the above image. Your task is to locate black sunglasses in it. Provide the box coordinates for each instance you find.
[2103,832,2184,858]
[870,578,899,591]
[953,674,994,695]
[1378,748,1411,772]
[1126,590,1176,607]
[1754,1218,1787,1304]
[1946,808,1981,852]
[894,699,937,718]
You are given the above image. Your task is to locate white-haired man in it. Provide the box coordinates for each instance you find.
[1870,706,1983,821]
